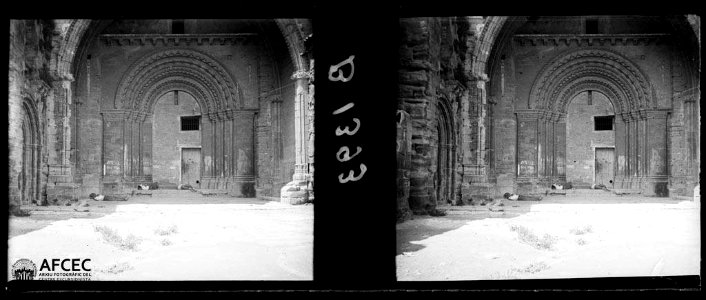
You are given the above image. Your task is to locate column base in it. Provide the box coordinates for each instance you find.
[47,174,81,201]
[615,176,669,197]
[280,180,310,205]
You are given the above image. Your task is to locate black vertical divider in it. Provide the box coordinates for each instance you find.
[313,6,399,288]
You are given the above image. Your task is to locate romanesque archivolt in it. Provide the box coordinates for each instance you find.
[115,48,243,113]
[529,49,654,113]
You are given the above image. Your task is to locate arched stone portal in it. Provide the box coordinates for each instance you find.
[101,47,256,196]
[565,91,616,188]
[20,99,41,205]
[435,99,456,206]
[515,48,670,196]
[42,19,315,202]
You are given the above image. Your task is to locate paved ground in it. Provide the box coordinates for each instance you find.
[397,191,700,281]
[8,191,313,281]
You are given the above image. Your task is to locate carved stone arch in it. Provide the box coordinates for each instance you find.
[143,80,212,114]
[472,16,509,79]
[132,69,220,113]
[538,59,643,111]
[275,19,309,73]
[529,48,654,113]
[557,79,622,114]
[436,96,456,147]
[115,48,243,113]
[51,19,93,80]
[21,98,42,151]
[541,67,638,112]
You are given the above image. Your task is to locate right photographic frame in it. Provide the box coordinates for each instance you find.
[396,16,700,281]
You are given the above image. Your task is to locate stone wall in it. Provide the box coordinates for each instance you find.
[152,91,202,185]
[68,20,295,197]
[398,18,470,217]
[565,91,616,187]
[8,20,54,211]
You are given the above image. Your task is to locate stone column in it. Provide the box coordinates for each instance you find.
[461,76,492,199]
[293,72,310,182]
[637,110,648,185]
[553,113,567,182]
[646,109,670,196]
[214,112,225,180]
[232,110,256,197]
[142,115,152,178]
[224,110,233,178]
[100,110,126,194]
[201,113,215,186]
[46,77,79,200]
[628,112,639,179]
[280,71,313,204]
[306,78,315,199]
[515,109,541,194]
[269,96,282,187]
[537,112,547,179]
[614,113,628,187]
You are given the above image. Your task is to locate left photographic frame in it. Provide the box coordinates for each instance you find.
[7,18,314,281]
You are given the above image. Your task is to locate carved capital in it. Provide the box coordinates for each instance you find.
[291,69,313,80]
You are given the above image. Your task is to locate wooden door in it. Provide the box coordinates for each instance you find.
[595,147,614,187]
[181,148,201,186]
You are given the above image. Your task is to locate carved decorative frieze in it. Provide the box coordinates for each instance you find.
[99,34,259,47]
[514,34,671,47]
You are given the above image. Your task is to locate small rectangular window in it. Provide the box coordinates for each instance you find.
[172,19,185,34]
[181,116,200,131]
[586,18,599,34]
[594,115,614,131]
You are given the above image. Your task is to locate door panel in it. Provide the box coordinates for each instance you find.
[181,148,201,186]
[595,148,614,186]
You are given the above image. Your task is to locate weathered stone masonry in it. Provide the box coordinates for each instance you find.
[397,16,700,220]
[8,19,314,210]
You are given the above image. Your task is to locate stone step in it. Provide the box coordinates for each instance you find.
[130,189,201,197]
[546,189,612,196]
[612,189,643,195]
[197,189,229,196]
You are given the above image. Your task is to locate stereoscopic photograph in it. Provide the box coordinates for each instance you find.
[396,15,700,281]
[8,19,314,281]
[5,11,701,293]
